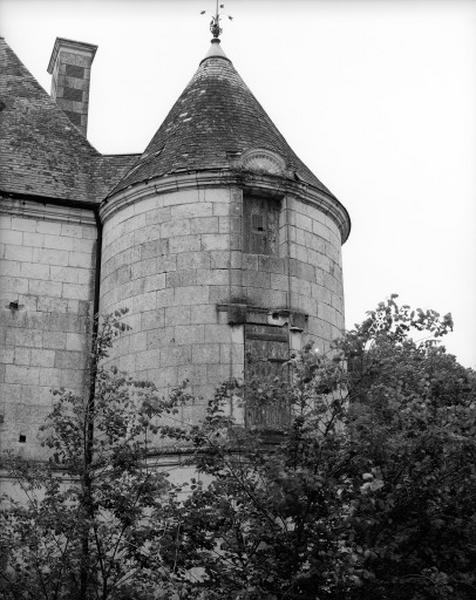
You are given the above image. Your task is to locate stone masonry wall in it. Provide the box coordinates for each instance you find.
[100,186,244,439]
[100,183,345,445]
[286,195,345,351]
[238,194,344,352]
[0,199,96,462]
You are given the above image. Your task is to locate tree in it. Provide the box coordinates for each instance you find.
[0,310,183,600]
[158,296,476,600]
[340,297,476,599]
[1,297,475,600]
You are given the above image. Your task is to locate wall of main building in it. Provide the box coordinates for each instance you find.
[0,199,97,461]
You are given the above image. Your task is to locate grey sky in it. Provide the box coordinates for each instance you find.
[1,0,475,367]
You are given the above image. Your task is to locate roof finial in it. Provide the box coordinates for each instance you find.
[210,1,222,39]
[201,1,233,41]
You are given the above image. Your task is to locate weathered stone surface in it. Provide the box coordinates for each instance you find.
[0,35,349,469]
[0,205,95,460]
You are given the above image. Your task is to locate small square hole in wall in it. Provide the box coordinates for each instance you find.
[18,434,26,443]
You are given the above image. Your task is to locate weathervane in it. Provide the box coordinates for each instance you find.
[201,1,233,40]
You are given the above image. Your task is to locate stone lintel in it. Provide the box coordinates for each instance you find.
[216,302,308,330]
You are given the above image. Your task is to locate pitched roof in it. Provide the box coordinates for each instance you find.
[94,154,141,201]
[0,37,136,204]
[112,40,334,197]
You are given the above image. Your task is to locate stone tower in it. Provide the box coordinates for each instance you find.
[0,31,349,473]
[99,38,350,436]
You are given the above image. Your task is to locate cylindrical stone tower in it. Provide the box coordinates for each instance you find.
[99,38,350,437]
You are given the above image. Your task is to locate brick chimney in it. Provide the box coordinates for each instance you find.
[47,37,97,137]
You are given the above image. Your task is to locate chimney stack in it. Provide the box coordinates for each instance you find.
[47,37,97,137]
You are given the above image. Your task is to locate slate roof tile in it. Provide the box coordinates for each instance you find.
[112,42,334,198]
[0,37,136,204]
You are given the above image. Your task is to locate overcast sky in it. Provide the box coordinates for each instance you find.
[1,0,475,368]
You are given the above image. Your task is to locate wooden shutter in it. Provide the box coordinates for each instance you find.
[244,323,290,430]
[244,197,279,255]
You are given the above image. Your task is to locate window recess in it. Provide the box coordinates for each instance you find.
[243,196,280,255]
[244,323,290,430]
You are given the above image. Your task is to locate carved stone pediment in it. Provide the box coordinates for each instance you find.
[240,148,286,176]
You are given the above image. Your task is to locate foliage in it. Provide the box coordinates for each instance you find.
[0,310,182,600]
[1,297,475,600]
[159,296,476,599]
[339,296,476,599]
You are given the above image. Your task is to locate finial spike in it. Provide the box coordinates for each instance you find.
[201,1,233,41]
[211,0,221,39]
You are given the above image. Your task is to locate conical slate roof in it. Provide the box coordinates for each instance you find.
[0,37,137,203]
[112,40,333,197]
